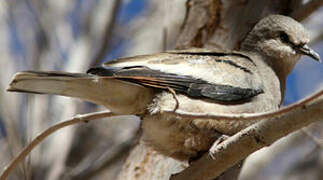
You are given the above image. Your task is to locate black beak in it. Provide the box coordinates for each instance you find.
[297,45,321,62]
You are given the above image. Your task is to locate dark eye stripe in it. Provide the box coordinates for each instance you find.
[279,32,306,48]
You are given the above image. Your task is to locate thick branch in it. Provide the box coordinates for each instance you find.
[171,90,323,180]
[0,111,116,180]
[310,29,323,45]
[290,0,323,21]
[175,0,220,49]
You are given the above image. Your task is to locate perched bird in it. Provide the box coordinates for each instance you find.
[7,15,320,160]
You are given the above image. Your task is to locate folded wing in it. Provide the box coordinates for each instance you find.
[87,66,263,103]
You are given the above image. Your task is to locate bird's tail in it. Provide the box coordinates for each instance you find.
[7,71,153,114]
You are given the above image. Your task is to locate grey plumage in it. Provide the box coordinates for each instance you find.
[7,15,320,160]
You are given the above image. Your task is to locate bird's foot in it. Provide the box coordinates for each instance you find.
[209,135,230,160]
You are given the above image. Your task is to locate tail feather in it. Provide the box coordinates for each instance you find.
[7,71,154,114]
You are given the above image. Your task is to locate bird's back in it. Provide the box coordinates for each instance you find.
[126,51,282,159]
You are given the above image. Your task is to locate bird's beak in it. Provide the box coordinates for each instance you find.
[297,45,321,62]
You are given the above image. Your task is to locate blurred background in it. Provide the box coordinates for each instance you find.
[0,0,322,179]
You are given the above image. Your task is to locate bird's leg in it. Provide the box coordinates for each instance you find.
[167,86,179,112]
[209,135,230,160]
[188,132,228,164]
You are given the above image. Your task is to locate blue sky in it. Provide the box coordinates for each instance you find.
[284,42,323,105]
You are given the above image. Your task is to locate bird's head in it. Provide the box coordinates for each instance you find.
[241,15,320,76]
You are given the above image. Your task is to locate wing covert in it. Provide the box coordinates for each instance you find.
[87,66,263,103]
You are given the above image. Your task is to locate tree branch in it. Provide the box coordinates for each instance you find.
[310,29,323,45]
[171,90,323,180]
[164,90,323,121]
[0,111,117,180]
[290,0,323,21]
[90,0,121,66]
[66,135,136,180]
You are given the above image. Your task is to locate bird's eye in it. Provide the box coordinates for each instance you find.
[279,32,290,43]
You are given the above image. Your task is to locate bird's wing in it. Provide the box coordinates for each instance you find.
[96,50,264,103]
[87,66,263,103]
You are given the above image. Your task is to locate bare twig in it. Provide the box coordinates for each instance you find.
[0,111,116,180]
[167,86,179,112]
[171,90,323,180]
[290,0,323,21]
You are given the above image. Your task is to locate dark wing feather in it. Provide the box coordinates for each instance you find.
[87,66,263,102]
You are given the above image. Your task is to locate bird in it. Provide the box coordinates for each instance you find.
[7,15,320,160]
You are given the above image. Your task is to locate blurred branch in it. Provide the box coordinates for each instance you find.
[0,111,116,180]
[90,0,121,67]
[301,128,323,149]
[24,0,49,69]
[290,0,323,21]
[67,135,136,180]
[310,29,323,45]
[171,90,323,180]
